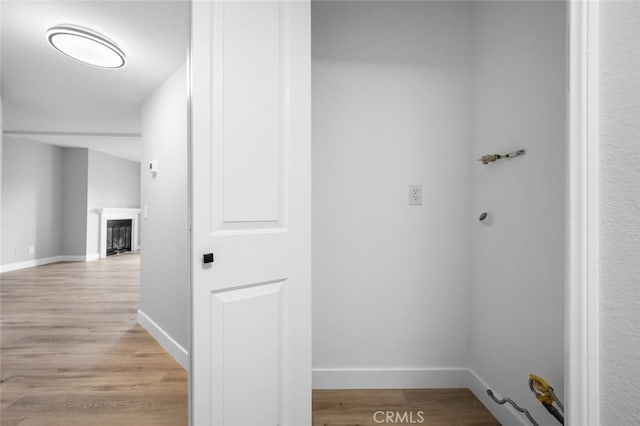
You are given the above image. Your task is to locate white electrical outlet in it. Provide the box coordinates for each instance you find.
[28,246,35,254]
[408,184,422,205]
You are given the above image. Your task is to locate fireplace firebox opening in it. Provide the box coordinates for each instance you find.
[106,219,132,256]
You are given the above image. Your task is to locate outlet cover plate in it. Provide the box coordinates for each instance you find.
[408,184,422,206]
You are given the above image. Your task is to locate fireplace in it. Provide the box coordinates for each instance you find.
[98,208,140,259]
[106,219,132,256]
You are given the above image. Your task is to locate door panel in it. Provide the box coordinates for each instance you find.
[219,2,284,225]
[212,1,289,230]
[211,281,286,425]
[191,1,311,425]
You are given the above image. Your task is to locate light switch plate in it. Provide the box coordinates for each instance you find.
[148,160,159,175]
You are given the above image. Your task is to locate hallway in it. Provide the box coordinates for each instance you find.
[0,253,188,426]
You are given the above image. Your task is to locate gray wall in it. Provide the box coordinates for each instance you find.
[86,150,141,257]
[140,64,189,352]
[1,136,64,264]
[468,2,566,425]
[600,1,640,423]
[62,148,88,256]
[1,139,140,265]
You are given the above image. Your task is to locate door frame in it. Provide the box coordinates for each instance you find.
[184,0,601,424]
[566,0,600,425]
[186,1,193,425]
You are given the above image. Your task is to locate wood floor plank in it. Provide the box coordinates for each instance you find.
[312,389,500,426]
[0,253,188,426]
[2,254,499,425]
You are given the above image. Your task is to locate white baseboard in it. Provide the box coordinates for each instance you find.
[312,367,469,390]
[1,253,102,273]
[0,256,63,273]
[137,309,188,372]
[467,369,529,426]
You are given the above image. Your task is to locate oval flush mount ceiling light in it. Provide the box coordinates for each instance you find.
[47,24,126,69]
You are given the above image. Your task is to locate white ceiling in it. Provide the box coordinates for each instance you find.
[1,0,189,161]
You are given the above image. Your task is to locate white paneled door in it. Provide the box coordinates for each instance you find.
[190,1,311,425]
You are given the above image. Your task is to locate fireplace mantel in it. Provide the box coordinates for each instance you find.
[98,208,141,259]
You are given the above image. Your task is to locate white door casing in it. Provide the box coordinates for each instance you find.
[566,0,600,425]
[190,1,311,425]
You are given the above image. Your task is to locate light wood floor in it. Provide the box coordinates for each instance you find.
[2,254,499,426]
[313,389,500,426]
[1,253,188,426]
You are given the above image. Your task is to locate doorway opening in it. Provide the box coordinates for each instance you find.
[310,1,566,425]
[1,1,190,425]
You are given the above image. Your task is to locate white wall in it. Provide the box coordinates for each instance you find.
[86,150,140,257]
[1,136,64,264]
[62,148,88,257]
[599,2,640,424]
[139,64,189,365]
[312,1,473,385]
[0,95,3,266]
[468,2,566,425]
[312,5,566,422]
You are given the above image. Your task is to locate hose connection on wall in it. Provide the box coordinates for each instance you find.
[486,389,539,426]
[477,149,526,164]
[487,374,564,426]
[529,374,565,425]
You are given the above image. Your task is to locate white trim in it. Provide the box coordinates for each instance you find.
[566,1,600,425]
[312,367,468,390]
[467,369,529,426]
[0,254,102,273]
[585,3,601,423]
[137,309,189,372]
[3,130,141,138]
[98,208,141,259]
[186,1,194,423]
[0,256,64,273]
